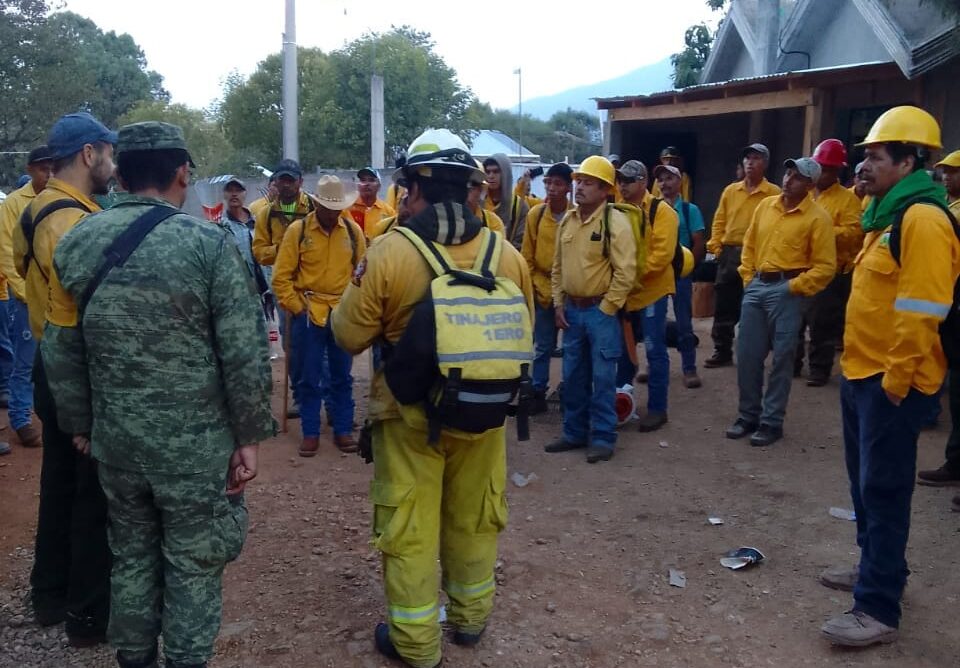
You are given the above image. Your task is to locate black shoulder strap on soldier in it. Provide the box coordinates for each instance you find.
[78,206,179,314]
[889,196,960,265]
[20,199,92,279]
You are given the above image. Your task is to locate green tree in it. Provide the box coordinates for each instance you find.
[119,101,248,178]
[217,26,474,169]
[671,23,714,88]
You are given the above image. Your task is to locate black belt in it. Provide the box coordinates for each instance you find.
[567,295,604,308]
[756,269,806,282]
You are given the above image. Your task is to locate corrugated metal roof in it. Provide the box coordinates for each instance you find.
[469,129,540,160]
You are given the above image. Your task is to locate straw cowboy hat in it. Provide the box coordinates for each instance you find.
[310,174,357,211]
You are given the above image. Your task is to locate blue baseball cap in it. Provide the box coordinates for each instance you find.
[47,112,118,161]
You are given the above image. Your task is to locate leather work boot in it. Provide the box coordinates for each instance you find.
[917,464,960,487]
[334,434,358,453]
[544,438,586,453]
[683,372,702,389]
[821,610,898,647]
[819,565,858,592]
[116,646,159,668]
[530,390,548,416]
[299,436,319,457]
[749,424,783,447]
[703,351,732,368]
[374,623,441,668]
[452,625,485,647]
[725,418,757,440]
[635,368,649,384]
[16,423,41,448]
[65,612,107,648]
[637,411,667,432]
[585,445,613,463]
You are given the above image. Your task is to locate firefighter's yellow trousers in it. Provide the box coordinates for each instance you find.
[371,418,507,668]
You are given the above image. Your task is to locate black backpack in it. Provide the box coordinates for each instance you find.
[19,199,93,279]
[646,198,686,277]
[888,196,960,365]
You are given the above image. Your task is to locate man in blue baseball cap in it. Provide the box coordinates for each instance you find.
[14,110,116,647]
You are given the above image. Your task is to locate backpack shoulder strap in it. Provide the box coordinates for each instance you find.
[890,197,959,265]
[20,199,92,278]
[649,198,661,228]
[470,227,501,280]
[78,206,179,313]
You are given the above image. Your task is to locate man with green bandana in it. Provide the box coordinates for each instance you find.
[820,106,960,648]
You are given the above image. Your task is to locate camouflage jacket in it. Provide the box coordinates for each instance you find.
[41,195,275,474]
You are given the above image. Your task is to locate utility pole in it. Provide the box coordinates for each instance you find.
[514,68,523,160]
[282,0,299,162]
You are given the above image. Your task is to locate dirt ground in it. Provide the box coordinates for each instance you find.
[2,316,959,668]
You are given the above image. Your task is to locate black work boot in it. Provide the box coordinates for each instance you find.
[374,622,441,667]
[116,645,159,668]
[704,351,732,368]
[531,390,548,415]
[452,625,486,647]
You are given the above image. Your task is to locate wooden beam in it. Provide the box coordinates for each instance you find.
[609,88,815,122]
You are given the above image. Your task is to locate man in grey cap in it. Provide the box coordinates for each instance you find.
[43,120,274,668]
[726,157,836,446]
[705,143,781,368]
[14,111,116,645]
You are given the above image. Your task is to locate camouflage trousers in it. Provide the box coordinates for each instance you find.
[97,462,248,665]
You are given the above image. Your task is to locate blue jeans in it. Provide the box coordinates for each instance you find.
[285,308,328,406]
[841,375,937,628]
[0,298,12,396]
[641,297,669,413]
[532,303,557,392]
[561,303,622,449]
[295,315,354,437]
[7,297,35,429]
[616,309,642,388]
[736,279,802,428]
[671,277,697,374]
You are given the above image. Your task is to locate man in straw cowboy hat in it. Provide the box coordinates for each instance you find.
[273,175,366,457]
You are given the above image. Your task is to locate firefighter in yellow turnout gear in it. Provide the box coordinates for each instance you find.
[332,129,534,668]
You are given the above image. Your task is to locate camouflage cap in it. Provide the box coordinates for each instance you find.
[117,121,196,166]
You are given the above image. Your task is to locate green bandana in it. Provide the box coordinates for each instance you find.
[861,169,946,233]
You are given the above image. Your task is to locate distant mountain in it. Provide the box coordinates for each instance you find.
[511,57,674,120]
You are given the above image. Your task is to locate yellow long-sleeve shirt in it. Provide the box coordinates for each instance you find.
[331,228,533,422]
[625,193,679,311]
[651,171,692,202]
[814,182,864,273]
[551,204,636,316]
[272,213,365,327]
[348,198,395,237]
[842,203,960,398]
[252,191,314,266]
[0,182,39,301]
[521,201,572,308]
[708,178,781,254]
[13,178,100,339]
[385,183,406,212]
[738,193,836,297]
[248,196,272,220]
[949,198,960,218]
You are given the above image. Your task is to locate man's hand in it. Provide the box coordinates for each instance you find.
[72,435,91,456]
[554,307,569,330]
[884,390,903,407]
[227,444,259,495]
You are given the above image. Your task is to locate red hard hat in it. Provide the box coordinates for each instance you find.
[812,139,847,168]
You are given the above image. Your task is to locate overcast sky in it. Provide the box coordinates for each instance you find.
[60,0,719,111]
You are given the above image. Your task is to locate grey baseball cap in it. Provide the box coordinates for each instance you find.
[740,143,770,161]
[784,157,822,182]
[616,159,647,180]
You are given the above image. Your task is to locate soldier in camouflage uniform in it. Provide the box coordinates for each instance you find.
[41,122,275,668]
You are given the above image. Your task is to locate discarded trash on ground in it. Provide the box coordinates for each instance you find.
[658,440,669,448]
[511,472,539,488]
[707,516,724,526]
[668,569,687,588]
[720,547,765,570]
[828,507,856,521]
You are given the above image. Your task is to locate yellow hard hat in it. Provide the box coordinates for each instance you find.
[573,155,615,188]
[936,150,960,169]
[857,106,942,149]
[678,246,695,279]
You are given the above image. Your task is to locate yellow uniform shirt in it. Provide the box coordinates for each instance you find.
[842,203,960,398]
[13,178,99,339]
[551,205,637,315]
[738,193,836,297]
[512,182,543,210]
[651,171,693,202]
[0,182,39,301]
[272,213,366,327]
[252,191,314,266]
[368,214,399,241]
[248,196,272,221]
[814,182,865,273]
[331,229,533,422]
[385,183,406,212]
[949,198,960,218]
[348,198,395,238]
[625,193,679,311]
[708,178,781,254]
[521,201,572,309]
[478,210,506,235]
